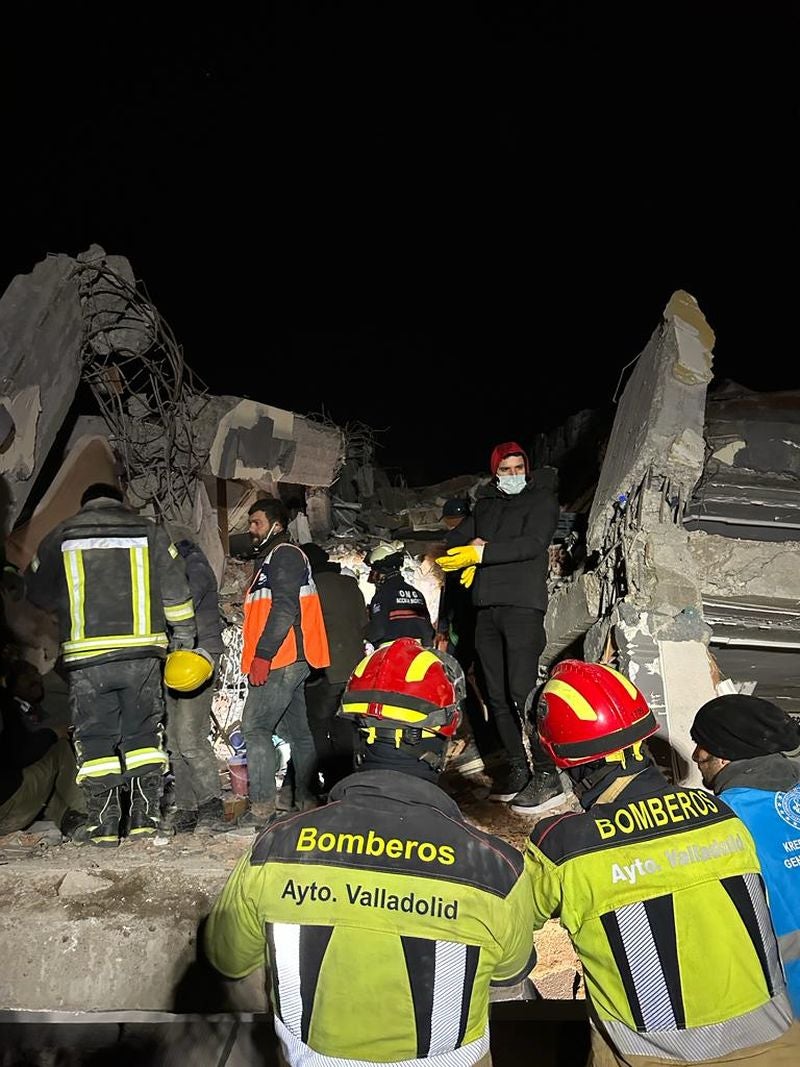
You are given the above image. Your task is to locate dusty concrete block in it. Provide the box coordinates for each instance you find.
[57,870,114,897]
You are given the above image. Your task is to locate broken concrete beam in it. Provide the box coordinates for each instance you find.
[542,573,601,668]
[587,291,714,553]
[0,254,84,526]
[689,531,800,607]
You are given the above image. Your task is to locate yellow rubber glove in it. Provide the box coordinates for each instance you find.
[460,565,476,589]
[435,545,484,572]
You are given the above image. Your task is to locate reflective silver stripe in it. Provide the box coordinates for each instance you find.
[603,991,793,1062]
[62,633,168,653]
[274,1015,490,1067]
[616,901,676,1030]
[745,871,784,989]
[130,545,149,636]
[245,589,272,603]
[779,930,800,962]
[124,750,168,771]
[62,536,148,551]
[272,922,303,1036]
[63,549,85,641]
[430,941,468,1054]
[164,599,195,622]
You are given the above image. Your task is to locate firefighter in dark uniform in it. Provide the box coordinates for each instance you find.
[525,659,800,1066]
[205,637,537,1066]
[365,541,433,649]
[25,483,197,847]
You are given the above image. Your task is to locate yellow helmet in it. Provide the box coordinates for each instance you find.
[164,648,214,693]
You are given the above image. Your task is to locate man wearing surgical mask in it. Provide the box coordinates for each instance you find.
[237,499,331,829]
[437,442,562,814]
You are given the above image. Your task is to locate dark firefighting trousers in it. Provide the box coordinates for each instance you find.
[68,657,168,788]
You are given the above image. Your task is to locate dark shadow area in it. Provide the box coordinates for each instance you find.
[172,915,231,1014]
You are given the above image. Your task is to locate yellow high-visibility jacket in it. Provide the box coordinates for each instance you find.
[206,769,537,1066]
[526,764,794,1062]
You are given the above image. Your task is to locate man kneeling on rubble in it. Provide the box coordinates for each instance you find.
[205,637,537,1066]
[0,663,86,841]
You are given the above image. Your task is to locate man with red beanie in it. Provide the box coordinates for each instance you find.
[437,441,562,813]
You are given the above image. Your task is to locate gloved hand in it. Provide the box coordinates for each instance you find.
[435,545,484,572]
[248,657,271,686]
[460,565,476,589]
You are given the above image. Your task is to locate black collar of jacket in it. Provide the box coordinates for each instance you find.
[328,768,461,817]
[714,752,800,795]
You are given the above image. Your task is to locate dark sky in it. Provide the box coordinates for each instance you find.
[5,4,799,485]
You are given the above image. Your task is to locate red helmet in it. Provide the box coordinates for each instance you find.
[340,638,461,738]
[536,659,658,768]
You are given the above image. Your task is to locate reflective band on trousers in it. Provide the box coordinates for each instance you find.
[274,1016,490,1067]
[603,991,793,1062]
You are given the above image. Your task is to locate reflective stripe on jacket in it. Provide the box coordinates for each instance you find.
[205,770,536,1064]
[526,765,793,1062]
[26,499,196,668]
[242,542,330,672]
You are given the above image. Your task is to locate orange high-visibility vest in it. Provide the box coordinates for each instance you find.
[241,543,330,672]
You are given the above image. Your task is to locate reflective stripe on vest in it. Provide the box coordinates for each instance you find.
[241,545,330,672]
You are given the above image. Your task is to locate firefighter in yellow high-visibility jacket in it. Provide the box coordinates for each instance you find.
[524,659,800,1066]
[205,637,538,1066]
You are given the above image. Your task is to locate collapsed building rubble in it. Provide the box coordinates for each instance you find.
[538,290,800,785]
[1,253,798,1023]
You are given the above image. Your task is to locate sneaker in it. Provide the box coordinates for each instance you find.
[445,737,485,776]
[487,763,531,802]
[508,770,567,815]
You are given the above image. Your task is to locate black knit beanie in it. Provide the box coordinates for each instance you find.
[691,695,800,761]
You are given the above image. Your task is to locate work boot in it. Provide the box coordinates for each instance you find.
[167,808,199,835]
[228,799,277,836]
[487,760,530,802]
[60,808,88,842]
[128,772,164,837]
[195,797,231,834]
[508,769,568,816]
[72,787,121,848]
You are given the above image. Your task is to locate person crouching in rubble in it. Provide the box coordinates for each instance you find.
[524,659,800,1066]
[691,693,800,1017]
[0,659,87,841]
[24,483,198,847]
[364,541,434,649]
[204,636,537,1066]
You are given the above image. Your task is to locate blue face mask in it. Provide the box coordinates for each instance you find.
[498,474,526,495]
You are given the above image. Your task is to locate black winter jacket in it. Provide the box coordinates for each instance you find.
[176,541,224,657]
[446,476,559,611]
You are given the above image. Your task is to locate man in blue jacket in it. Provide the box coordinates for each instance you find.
[691,693,800,1016]
[437,441,561,813]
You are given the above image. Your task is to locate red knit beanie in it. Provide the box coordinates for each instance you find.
[490,441,530,476]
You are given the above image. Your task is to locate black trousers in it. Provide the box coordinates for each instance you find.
[445,616,502,760]
[304,676,356,791]
[68,657,168,788]
[474,605,550,770]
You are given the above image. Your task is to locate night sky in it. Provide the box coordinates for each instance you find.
[5,4,798,486]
